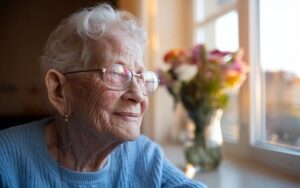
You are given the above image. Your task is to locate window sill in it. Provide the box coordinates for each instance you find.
[162,144,300,188]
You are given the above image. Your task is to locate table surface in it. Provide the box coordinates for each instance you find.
[162,144,300,188]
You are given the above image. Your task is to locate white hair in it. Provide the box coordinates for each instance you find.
[40,3,147,75]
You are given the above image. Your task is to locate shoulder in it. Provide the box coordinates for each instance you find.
[0,118,49,144]
[0,121,33,147]
[113,135,164,169]
[111,135,165,186]
[113,136,207,187]
[0,118,51,161]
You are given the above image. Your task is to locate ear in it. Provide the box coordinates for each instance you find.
[44,69,70,117]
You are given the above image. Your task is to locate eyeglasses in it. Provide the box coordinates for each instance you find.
[63,64,160,96]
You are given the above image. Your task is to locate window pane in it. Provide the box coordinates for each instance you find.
[195,22,216,49]
[195,0,236,22]
[195,11,238,51]
[222,90,240,140]
[215,11,238,51]
[259,0,300,149]
[195,11,239,140]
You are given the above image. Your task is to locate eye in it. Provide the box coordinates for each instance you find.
[141,71,160,94]
[103,64,133,90]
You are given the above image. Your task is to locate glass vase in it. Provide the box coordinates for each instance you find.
[184,109,223,171]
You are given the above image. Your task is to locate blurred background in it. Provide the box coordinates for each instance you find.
[1,0,300,187]
[0,0,117,128]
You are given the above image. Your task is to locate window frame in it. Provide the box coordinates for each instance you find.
[193,0,300,174]
[247,0,300,173]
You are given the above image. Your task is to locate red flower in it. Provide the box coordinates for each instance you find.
[163,49,187,65]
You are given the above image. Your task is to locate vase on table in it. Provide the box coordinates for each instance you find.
[184,108,223,172]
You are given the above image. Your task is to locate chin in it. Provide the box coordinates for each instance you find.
[128,133,140,141]
[118,127,141,141]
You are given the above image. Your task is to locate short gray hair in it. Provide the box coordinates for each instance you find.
[40,3,147,75]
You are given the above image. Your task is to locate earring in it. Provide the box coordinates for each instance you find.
[63,114,70,122]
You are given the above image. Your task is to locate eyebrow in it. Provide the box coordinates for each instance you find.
[63,64,146,75]
[63,69,104,75]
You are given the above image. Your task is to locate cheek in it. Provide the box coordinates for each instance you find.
[85,87,122,128]
[69,79,118,126]
[140,98,149,115]
[92,91,121,113]
[68,79,92,108]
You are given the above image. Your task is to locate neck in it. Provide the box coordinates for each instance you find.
[45,120,122,172]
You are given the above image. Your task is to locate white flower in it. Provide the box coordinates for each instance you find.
[175,64,198,81]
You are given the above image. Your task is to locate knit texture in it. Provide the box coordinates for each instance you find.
[0,118,206,188]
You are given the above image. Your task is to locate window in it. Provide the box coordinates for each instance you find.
[194,0,300,173]
[252,0,300,151]
[194,0,240,141]
[248,0,300,173]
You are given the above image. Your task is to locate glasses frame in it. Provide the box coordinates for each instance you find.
[63,64,160,96]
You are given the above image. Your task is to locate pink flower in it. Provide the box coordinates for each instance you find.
[208,49,232,64]
[191,44,204,65]
[227,60,249,74]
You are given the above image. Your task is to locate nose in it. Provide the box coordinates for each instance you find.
[121,76,145,102]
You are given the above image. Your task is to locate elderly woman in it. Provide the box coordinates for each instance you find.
[0,3,206,188]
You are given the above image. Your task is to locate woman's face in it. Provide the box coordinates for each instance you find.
[67,36,148,141]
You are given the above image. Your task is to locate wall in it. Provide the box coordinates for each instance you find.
[0,0,116,125]
[154,0,194,143]
[118,0,194,143]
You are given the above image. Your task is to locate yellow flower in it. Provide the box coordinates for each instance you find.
[224,70,243,88]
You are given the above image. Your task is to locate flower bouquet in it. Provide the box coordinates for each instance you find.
[158,44,248,171]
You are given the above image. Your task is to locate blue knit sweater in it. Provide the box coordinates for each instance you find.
[0,118,206,188]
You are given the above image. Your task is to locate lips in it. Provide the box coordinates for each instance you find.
[113,111,140,121]
[114,112,139,117]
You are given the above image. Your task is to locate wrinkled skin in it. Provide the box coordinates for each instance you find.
[45,34,148,172]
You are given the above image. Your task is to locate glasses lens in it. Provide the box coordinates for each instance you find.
[140,71,160,95]
[103,64,132,90]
